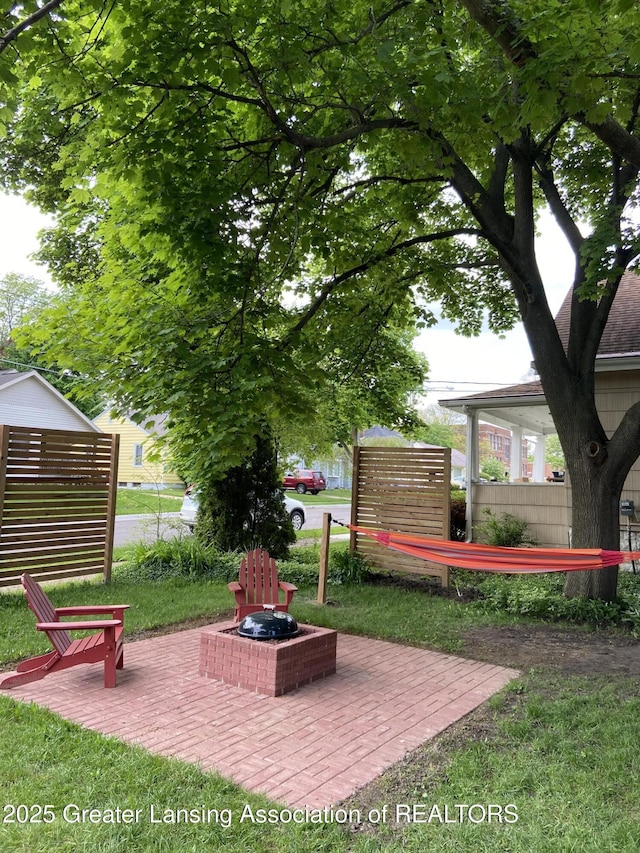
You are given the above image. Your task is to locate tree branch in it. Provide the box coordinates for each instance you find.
[0,0,64,54]
[281,228,482,344]
[608,399,640,485]
[459,0,640,170]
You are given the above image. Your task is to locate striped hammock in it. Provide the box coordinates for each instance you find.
[350,526,640,573]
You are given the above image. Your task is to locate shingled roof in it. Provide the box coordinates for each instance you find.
[555,269,640,358]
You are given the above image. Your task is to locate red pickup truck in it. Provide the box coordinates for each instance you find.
[282,469,327,495]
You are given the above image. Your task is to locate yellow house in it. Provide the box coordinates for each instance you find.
[93,411,183,489]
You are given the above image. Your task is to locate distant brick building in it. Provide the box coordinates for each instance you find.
[478,423,532,479]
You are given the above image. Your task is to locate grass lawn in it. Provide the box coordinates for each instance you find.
[2,563,640,851]
[116,488,184,515]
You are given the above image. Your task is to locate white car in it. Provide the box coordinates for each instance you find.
[180,489,306,532]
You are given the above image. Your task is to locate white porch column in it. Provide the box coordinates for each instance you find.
[463,408,478,542]
[510,426,523,480]
[532,434,546,482]
[465,408,479,479]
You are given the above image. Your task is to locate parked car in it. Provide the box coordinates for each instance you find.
[180,488,306,532]
[282,469,327,495]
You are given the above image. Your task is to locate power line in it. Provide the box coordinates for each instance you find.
[0,357,89,380]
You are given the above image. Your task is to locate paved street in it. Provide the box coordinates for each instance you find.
[114,513,183,547]
[305,503,351,530]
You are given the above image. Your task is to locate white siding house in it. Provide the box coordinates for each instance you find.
[0,370,100,432]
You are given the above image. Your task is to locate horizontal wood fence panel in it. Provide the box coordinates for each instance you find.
[0,426,119,586]
[0,528,106,546]
[350,445,451,587]
[0,550,106,571]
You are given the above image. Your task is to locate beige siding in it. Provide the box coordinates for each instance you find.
[93,413,182,488]
[473,483,571,548]
[596,370,640,520]
[596,370,640,433]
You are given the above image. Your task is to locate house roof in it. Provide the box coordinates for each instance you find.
[439,272,640,433]
[360,426,405,441]
[0,370,100,432]
[412,442,466,468]
[555,270,640,359]
[443,379,545,405]
[440,380,554,434]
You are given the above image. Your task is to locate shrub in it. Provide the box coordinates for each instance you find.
[195,428,295,560]
[450,497,467,541]
[475,508,536,547]
[114,538,241,583]
[328,549,370,584]
[473,571,637,629]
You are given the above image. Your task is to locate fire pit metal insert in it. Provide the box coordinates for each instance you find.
[237,608,300,640]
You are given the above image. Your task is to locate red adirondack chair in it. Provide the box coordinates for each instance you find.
[0,574,129,690]
[228,549,297,621]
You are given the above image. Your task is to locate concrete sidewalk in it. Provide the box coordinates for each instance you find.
[5,626,518,808]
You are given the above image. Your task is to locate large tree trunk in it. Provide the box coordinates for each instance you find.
[513,276,632,603]
[562,456,623,601]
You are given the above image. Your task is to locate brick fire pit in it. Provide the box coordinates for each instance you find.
[199,620,337,697]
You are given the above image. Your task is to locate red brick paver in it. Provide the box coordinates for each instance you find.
[5,626,518,808]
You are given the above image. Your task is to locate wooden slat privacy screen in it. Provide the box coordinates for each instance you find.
[349,445,451,587]
[0,426,119,586]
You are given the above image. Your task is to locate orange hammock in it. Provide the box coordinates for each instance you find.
[349,525,640,573]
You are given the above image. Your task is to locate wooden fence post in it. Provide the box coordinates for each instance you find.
[103,433,120,583]
[349,446,361,553]
[317,512,332,604]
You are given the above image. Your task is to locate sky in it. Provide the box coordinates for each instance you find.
[0,191,575,402]
[0,192,54,285]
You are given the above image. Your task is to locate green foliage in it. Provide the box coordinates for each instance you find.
[114,538,241,583]
[0,272,105,415]
[479,457,508,481]
[411,403,466,450]
[113,538,370,588]
[545,434,566,471]
[472,570,640,634]
[195,429,296,560]
[328,548,370,584]
[0,272,48,344]
[475,508,537,547]
[450,496,467,541]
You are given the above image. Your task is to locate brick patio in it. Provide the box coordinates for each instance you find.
[5,625,518,808]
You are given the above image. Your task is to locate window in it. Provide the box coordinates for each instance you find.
[133,443,144,467]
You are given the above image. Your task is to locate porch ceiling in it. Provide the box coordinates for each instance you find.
[440,385,556,435]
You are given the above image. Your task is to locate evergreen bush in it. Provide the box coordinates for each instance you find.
[195,427,295,559]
